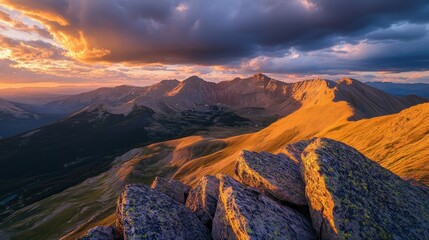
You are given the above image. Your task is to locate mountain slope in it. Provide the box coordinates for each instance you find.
[0,98,62,138]
[323,103,429,184]
[334,78,426,119]
[0,98,38,119]
[172,100,429,188]
[0,104,254,217]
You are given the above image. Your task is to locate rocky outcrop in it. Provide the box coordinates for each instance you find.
[282,139,312,163]
[150,176,191,204]
[235,150,307,206]
[212,175,315,240]
[116,184,211,240]
[84,137,429,240]
[301,138,429,240]
[185,175,220,226]
[78,226,119,240]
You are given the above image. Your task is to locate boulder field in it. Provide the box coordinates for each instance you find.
[80,138,429,240]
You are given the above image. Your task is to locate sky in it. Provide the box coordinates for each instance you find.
[0,0,429,90]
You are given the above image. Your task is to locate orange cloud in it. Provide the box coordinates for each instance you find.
[0,10,52,39]
[1,1,109,61]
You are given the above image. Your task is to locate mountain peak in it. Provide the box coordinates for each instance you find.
[253,73,271,81]
[338,77,358,85]
[183,75,205,83]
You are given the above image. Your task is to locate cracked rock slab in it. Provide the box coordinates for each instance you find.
[185,175,220,226]
[116,184,211,240]
[150,176,191,204]
[212,175,315,240]
[300,138,429,240]
[236,150,307,205]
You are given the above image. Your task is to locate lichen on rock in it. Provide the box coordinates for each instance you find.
[212,174,315,240]
[116,184,211,240]
[150,176,191,204]
[185,175,220,227]
[236,150,307,205]
[300,138,429,240]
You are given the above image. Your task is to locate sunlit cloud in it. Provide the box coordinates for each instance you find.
[176,3,188,13]
[0,0,428,88]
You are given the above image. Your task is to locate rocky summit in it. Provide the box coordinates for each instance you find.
[301,138,429,240]
[212,174,316,240]
[150,177,191,204]
[236,150,307,205]
[116,184,211,240]
[82,137,429,240]
[185,175,220,226]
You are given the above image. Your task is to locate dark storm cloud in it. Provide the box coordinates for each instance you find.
[242,30,429,75]
[364,23,427,41]
[1,0,429,72]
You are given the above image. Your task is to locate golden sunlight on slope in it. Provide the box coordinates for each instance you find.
[173,103,429,187]
[171,78,425,187]
[173,88,355,186]
[322,103,429,184]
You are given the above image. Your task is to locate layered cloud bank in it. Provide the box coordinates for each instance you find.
[0,0,428,86]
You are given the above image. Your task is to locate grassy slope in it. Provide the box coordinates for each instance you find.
[322,103,429,184]
[0,132,239,239]
[174,103,429,187]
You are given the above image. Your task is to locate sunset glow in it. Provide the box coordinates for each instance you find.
[0,0,428,90]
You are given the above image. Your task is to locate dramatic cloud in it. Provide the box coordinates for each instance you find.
[242,28,429,75]
[1,0,428,63]
[0,10,52,39]
[0,0,428,86]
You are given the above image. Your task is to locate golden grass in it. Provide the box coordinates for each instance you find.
[174,103,429,187]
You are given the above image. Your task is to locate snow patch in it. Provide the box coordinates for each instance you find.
[21,129,41,138]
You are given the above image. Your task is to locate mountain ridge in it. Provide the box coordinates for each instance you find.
[0,98,63,138]
[42,74,426,121]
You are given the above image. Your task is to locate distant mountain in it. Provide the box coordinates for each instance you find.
[44,74,424,120]
[0,85,94,105]
[0,98,62,138]
[0,98,38,120]
[366,81,429,98]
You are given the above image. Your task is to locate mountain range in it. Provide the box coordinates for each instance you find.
[1,75,427,138]
[367,81,429,98]
[0,99,62,139]
[0,74,428,239]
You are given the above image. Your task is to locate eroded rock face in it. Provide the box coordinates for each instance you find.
[185,175,220,226]
[236,150,307,206]
[116,184,211,240]
[300,138,429,240]
[212,175,315,240]
[78,226,118,240]
[150,176,191,204]
[282,139,312,163]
